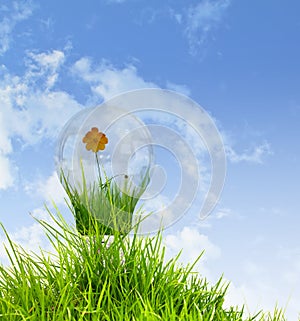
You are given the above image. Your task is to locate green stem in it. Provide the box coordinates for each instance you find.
[95,152,102,186]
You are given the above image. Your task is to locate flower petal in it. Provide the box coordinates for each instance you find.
[100,136,108,144]
[97,143,105,150]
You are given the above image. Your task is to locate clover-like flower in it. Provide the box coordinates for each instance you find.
[82,127,108,152]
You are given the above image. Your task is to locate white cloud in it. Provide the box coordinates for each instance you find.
[164,226,221,278]
[166,81,191,96]
[215,207,232,219]
[0,80,16,189]
[0,153,15,189]
[25,171,67,205]
[38,172,67,205]
[25,50,65,89]
[223,249,300,320]
[161,223,299,320]
[183,0,231,55]
[0,207,54,266]
[72,57,157,100]
[0,1,34,54]
[12,90,82,144]
[224,277,298,320]
[1,49,82,145]
[226,141,273,164]
[0,49,83,190]
[27,50,65,70]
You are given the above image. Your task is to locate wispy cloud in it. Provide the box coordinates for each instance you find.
[72,57,194,101]
[72,57,157,100]
[0,1,34,55]
[172,0,232,56]
[226,141,273,164]
[166,81,191,96]
[215,207,232,219]
[104,0,128,4]
[25,50,65,90]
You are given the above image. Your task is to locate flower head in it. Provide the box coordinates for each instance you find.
[82,127,108,152]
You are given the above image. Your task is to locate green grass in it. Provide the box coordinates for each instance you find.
[0,206,289,320]
[60,160,149,236]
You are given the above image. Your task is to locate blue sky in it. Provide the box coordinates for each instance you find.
[1,0,300,319]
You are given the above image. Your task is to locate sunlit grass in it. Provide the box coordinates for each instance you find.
[0,205,289,320]
[60,162,149,236]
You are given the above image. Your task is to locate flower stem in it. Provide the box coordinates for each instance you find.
[95,152,103,186]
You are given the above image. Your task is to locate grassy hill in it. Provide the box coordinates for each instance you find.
[0,208,287,321]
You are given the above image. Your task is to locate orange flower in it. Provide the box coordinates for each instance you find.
[82,127,108,152]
